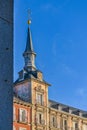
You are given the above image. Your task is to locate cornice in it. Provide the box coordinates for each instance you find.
[13,97,32,107]
[14,77,51,86]
[49,107,87,121]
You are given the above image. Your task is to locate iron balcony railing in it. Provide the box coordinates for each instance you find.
[13,114,28,124]
[36,100,44,106]
[35,119,45,125]
[50,121,57,128]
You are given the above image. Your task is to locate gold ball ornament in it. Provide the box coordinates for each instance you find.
[28,20,31,25]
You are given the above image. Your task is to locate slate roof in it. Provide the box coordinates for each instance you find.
[14,69,50,86]
[24,27,33,53]
[49,99,87,118]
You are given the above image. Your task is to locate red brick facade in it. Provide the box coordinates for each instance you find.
[13,97,31,130]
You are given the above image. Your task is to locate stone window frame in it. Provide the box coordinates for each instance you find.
[36,112,44,125]
[50,114,57,128]
[72,121,78,129]
[19,108,28,123]
[63,118,68,130]
[36,92,44,105]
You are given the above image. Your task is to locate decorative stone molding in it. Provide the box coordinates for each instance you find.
[35,86,44,93]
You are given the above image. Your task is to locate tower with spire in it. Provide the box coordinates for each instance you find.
[14,13,50,130]
[14,12,50,102]
[13,11,87,130]
[23,19,36,71]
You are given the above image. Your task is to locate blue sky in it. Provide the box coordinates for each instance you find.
[14,0,87,110]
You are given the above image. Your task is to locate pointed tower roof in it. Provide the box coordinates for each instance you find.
[24,27,34,53]
[23,16,36,71]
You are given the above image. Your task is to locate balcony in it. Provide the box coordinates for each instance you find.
[13,114,28,124]
[36,100,44,106]
[35,119,45,126]
[49,124,72,130]
[18,116,28,124]
[50,121,57,128]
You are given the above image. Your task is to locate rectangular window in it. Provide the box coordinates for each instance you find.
[19,109,27,123]
[75,122,78,128]
[51,116,56,127]
[63,119,67,130]
[39,113,42,124]
[37,113,44,125]
[37,93,43,105]
[73,122,78,129]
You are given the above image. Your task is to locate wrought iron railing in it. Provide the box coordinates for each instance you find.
[13,114,28,124]
[35,119,45,125]
[36,100,44,106]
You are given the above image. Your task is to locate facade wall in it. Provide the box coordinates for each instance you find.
[13,100,87,130]
[14,78,87,130]
[49,108,87,130]
[31,80,49,130]
[13,100,31,130]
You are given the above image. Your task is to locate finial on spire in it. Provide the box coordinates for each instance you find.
[27,9,31,25]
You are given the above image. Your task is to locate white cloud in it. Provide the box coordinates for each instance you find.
[76,88,87,98]
[41,0,71,12]
[41,4,57,12]
[62,63,77,77]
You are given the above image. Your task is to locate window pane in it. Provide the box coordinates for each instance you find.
[19,109,27,123]
[37,94,43,105]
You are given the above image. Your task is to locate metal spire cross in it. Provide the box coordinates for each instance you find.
[27,9,31,25]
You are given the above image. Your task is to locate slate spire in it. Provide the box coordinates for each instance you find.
[23,14,36,71]
[24,27,33,53]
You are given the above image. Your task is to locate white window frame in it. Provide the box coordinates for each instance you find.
[13,106,16,121]
[36,93,43,105]
[73,121,78,129]
[37,112,44,124]
[63,119,67,130]
[19,108,27,123]
[51,115,57,127]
